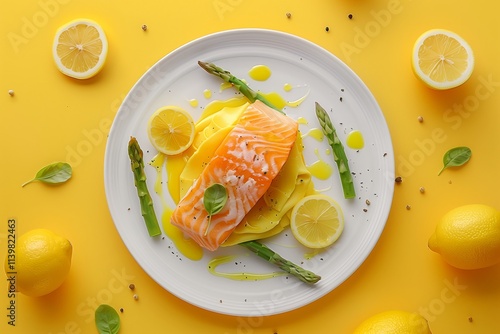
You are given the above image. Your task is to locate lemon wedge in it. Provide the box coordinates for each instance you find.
[290,194,344,249]
[52,19,108,79]
[147,106,195,155]
[412,29,474,90]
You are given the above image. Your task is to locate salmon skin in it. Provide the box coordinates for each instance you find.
[170,100,298,251]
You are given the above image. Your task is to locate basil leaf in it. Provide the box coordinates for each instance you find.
[95,304,120,334]
[203,183,228,236]
[204,183,228,215]
[438,147,472,175]
[22,162,72,187]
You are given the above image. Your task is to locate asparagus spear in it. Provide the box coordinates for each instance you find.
[128,137,162,237]
[198,61,284,114]
[240,240,321,284]
[315,102,356,199]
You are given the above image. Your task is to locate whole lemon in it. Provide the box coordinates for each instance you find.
[428,204,500,270]
[353,310,432,334]
[4,229,72,297]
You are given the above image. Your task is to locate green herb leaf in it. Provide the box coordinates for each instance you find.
[95,304,120,334]
[203,183,228,236]
[438,146,472,175]
[22,162,72,187]
[204,183,228,215]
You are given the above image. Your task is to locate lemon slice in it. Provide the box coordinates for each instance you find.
[52,19,108,79]
[147,106,195,155]
[290,194,344,249]
[412,29,474,90]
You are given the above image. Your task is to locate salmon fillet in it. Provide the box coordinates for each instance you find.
[170,100,298,251]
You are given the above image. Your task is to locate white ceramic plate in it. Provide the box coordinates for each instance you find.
[104,29,394,316]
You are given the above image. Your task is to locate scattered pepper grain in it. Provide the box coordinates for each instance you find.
[286,12,292,19]
[141,24,148,31]
[395,176,403,183]
[119,308,124,313]
[365,199,371,206]
[468,317,473,323]
[348,13,353,19]
[129,283,135,290]
[133,294,138,300]
[417,116,424,123]
[419,187,425,193]
[325,26,330,32]
[8,90,14,96]
[406,204,411,210]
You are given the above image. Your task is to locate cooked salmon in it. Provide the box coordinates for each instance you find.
[170,100,298,251]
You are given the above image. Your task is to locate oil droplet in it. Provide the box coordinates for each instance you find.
[286,89,310,107]
[260,92,286,110]
[307,160,332,180]
[307,148,333,180]
[203,89,212,99]
[165,153,189,204]
[248,65,271,81]
[260,90,310,110]
[220,82,232,92]
[304,249,321,260]
[154,149,203,261]
[302,128,324,141]
[162,208,203,261]
[297,117,308,125]
[208,255,285,281]
[346,130,364,149]
[189,99,198,107]
[149,153,166,197]
[283,83,293,92]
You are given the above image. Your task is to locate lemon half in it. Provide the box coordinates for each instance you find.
[52,18,108,79]
[290,194,344,249]
[412,29,474,90]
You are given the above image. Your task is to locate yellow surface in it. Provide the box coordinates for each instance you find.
[1,0,500,333]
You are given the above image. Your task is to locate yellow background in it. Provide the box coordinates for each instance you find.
[1,0,500,333]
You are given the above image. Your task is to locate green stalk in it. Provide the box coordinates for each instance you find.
[198,61,284,114]
[240,241,321,284]
[315,102,356,199]
[128,137,162,237]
